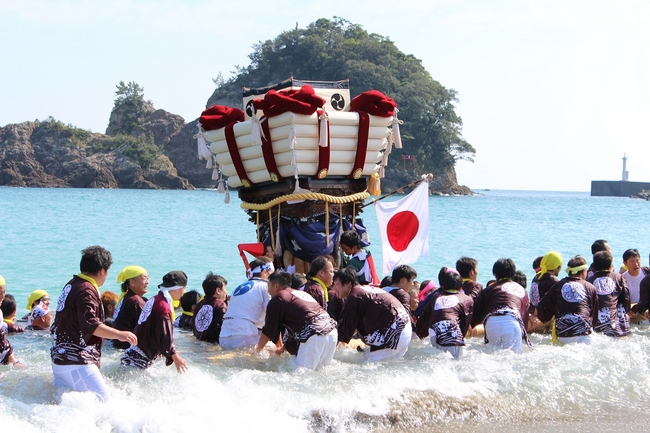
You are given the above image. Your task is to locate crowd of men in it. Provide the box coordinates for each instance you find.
[1,236,648,403]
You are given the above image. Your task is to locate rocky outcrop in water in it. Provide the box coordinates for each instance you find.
[632,190,650,200]
[0,102,472,193]
[0,109,200,189]
[380,167,473,196]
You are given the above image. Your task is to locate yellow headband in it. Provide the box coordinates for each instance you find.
[0,274,5,287]
[27,289,49,311]
[566,264,588,275]
[116,265,147,284]
[538,251,562,277]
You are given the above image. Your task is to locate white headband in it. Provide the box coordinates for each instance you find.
[250,262,274,275]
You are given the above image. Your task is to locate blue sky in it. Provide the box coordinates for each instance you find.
[1,0,649,191]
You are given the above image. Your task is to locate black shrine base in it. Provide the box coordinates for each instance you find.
[238,176,368,223]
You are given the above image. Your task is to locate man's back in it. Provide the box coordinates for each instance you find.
[220,278,270,337]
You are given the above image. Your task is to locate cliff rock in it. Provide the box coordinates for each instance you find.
[0,117,194,190]
[380,166,473,196]
[1,101,470,194]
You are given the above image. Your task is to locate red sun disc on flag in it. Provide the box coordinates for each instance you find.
[386,211,419,252]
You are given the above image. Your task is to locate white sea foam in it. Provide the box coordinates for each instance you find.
[2,327,650,432]
[2,189,650,431]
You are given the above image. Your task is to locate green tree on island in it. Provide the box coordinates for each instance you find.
[107,81,155,136]
[114,81,145,106]
[208,17,475,173]
[106,81,162,168]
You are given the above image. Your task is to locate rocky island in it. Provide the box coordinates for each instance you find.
[0,85,472,195]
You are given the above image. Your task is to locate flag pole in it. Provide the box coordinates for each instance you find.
[360,173,433,209]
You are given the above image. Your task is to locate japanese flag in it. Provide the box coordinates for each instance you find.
[375,180,430,275]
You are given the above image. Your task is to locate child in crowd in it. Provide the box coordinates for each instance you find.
[409,281,420,314]
[414,279,437,319]
[588,239,611,279]
[193,273,228,344]
[385,265,417,314]
[101,291,118,327]
[1,275,22,366]
[513,271,527,289]
[340,230,376,285]
[1,294,25,333]
[25,290,51,330]
[532,256,543,274]
[290,273,307,290]
[175,290,200,330]
[456,257,483,300]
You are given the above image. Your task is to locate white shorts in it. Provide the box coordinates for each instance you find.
[366,324,412,362]
[296,329,337,370]
[484,315,523,354]
[219,333,260,350]
[51,363,110,402]
[428,329,464,358]
[558,334,592,345]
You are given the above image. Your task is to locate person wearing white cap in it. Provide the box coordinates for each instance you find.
[121,270,188,373]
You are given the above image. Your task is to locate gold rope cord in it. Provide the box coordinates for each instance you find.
[256,211,260,242]
[241,191,370,211]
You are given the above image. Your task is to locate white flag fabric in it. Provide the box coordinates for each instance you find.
[375,180,430,275]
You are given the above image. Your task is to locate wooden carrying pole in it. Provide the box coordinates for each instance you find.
[359,173,432,209]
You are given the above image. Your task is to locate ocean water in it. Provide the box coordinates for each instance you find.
[1,187,649,432]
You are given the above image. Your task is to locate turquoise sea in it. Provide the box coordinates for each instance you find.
[1,187,649,432]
